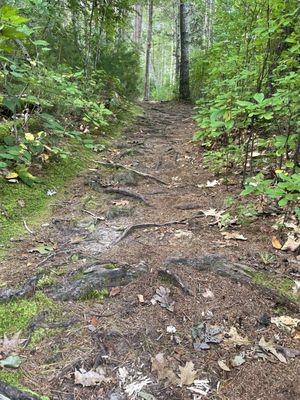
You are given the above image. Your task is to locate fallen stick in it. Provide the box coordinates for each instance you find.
[0,381,39,400]
[112,213,203,245]
[23,219,34,234]
[93,160,168,185]
[103,187,151,206]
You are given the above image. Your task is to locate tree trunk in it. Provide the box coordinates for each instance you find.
[133,4,143,43]
[179,1,190,100]
[144,0,154,101]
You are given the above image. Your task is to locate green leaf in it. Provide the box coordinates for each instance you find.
[253,93,265,103]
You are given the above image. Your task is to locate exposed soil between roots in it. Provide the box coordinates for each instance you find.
[0,102,299,400]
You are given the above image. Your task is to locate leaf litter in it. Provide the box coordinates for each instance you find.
[192,322,223,350]
[151,286,175,312]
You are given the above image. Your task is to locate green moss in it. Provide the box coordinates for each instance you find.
[0,370,49,399]
[0,292,54,336]
[247,271,297,302]
[80,288,109,301]
[30,327,61,347]
[103,263,118,270]
[36,271,58,289]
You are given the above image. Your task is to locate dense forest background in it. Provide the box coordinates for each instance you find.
[0,0,299,229]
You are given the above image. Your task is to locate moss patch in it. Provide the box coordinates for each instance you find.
[80,288,109,301]
[247,271,297,302]
[0,292,54,336]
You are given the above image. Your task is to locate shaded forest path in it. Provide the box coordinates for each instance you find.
[0,102,299,400]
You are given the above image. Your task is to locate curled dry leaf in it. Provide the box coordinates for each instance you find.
[109,287,121,297]
[206,180,219,187]
[224,327,250,346]
[281,235,300,252]
[218,360,231,372]
[258,336,287,364]
[151,286,175,312]
[178,361,198,386]
[221,231,247,241]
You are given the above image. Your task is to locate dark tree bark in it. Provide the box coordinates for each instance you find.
[144,0,154,100]
[179,1,190,100]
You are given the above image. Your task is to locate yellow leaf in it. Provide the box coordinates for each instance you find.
[25,132,35,141]
[30,60,37,66]
[6,172,19,180]
[272,236,282,250]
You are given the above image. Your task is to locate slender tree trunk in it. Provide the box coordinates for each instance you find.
[133,4,143,43]
[174,1,180,84]
[144,0,154,101]
[179,1,190,100]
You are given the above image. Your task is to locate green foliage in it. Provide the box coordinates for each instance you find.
[192,0,299,220]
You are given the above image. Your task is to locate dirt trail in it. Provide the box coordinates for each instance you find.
[0,102,299,400]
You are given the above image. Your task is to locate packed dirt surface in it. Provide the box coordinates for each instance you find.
[0,102,299,400]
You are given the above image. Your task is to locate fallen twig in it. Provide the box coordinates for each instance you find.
[23,219,34,234]
[112,213,203,245]
[93,159,168,185]
[103,187,151,206]
[82,209,105,220]
[158,267,193,295]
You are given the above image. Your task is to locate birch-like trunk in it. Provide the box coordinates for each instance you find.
[144,0,154,101]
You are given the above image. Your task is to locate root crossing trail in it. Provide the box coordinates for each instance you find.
[1,102,299,400]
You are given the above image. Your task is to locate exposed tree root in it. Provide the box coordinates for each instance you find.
[103,187,151,206]
[164,255,300,313]
[47,262,148,301]
[158,267,192,295]
[112,213,203,245]
[0,381,39,400]
[0,274,41,303]
[93,159,168,185]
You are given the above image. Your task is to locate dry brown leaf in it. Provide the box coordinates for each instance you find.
[137,294,145,303]
[224,327,250,346]
[18,199,25,208]
[258,336,287,363]
[281,236,300,252]
[109,287,121,297]
[178,361,197,386]
[221,231,247,241]
[0,332,26,355]
[74,367,110,387]
[272,236,282,250]
[218,360,231,372]
[151,353,178,384]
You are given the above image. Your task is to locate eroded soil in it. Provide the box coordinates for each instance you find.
[0,102,299,400]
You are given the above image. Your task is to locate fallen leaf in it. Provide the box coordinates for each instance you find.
[292,280,300,296]
[178,361,197,386]
[125,377,152,398]
[281,236,300,252]
[151,353,178,384]
[5,172,18,180]
[206,180,219,187]
[202,288,214,299]
[187,379,210,396]
[230,354,245,367]
[218,360,231,371]
[17,199,25,208]
[0,355,22,369]
[272,236,282,250]
[74,367,110,387]
[221,232,247,241]
[31,244,54,255]
[0,332,26,355]
[258,336,287,363]
[192,322,223,350]
[137,294,145,303]
[271,316,300,337]
[25,132,35,141]
[224,327,250,346]
[152,286,175,312]
[167,326,177,334]
[109,287,121,297]
[174,230,193,239]
[113,199,130,207]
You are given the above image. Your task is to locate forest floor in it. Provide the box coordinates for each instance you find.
[0,102,299,400]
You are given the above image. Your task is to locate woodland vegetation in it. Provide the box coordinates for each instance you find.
[0,0,299,232]
[0,1,299,399]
